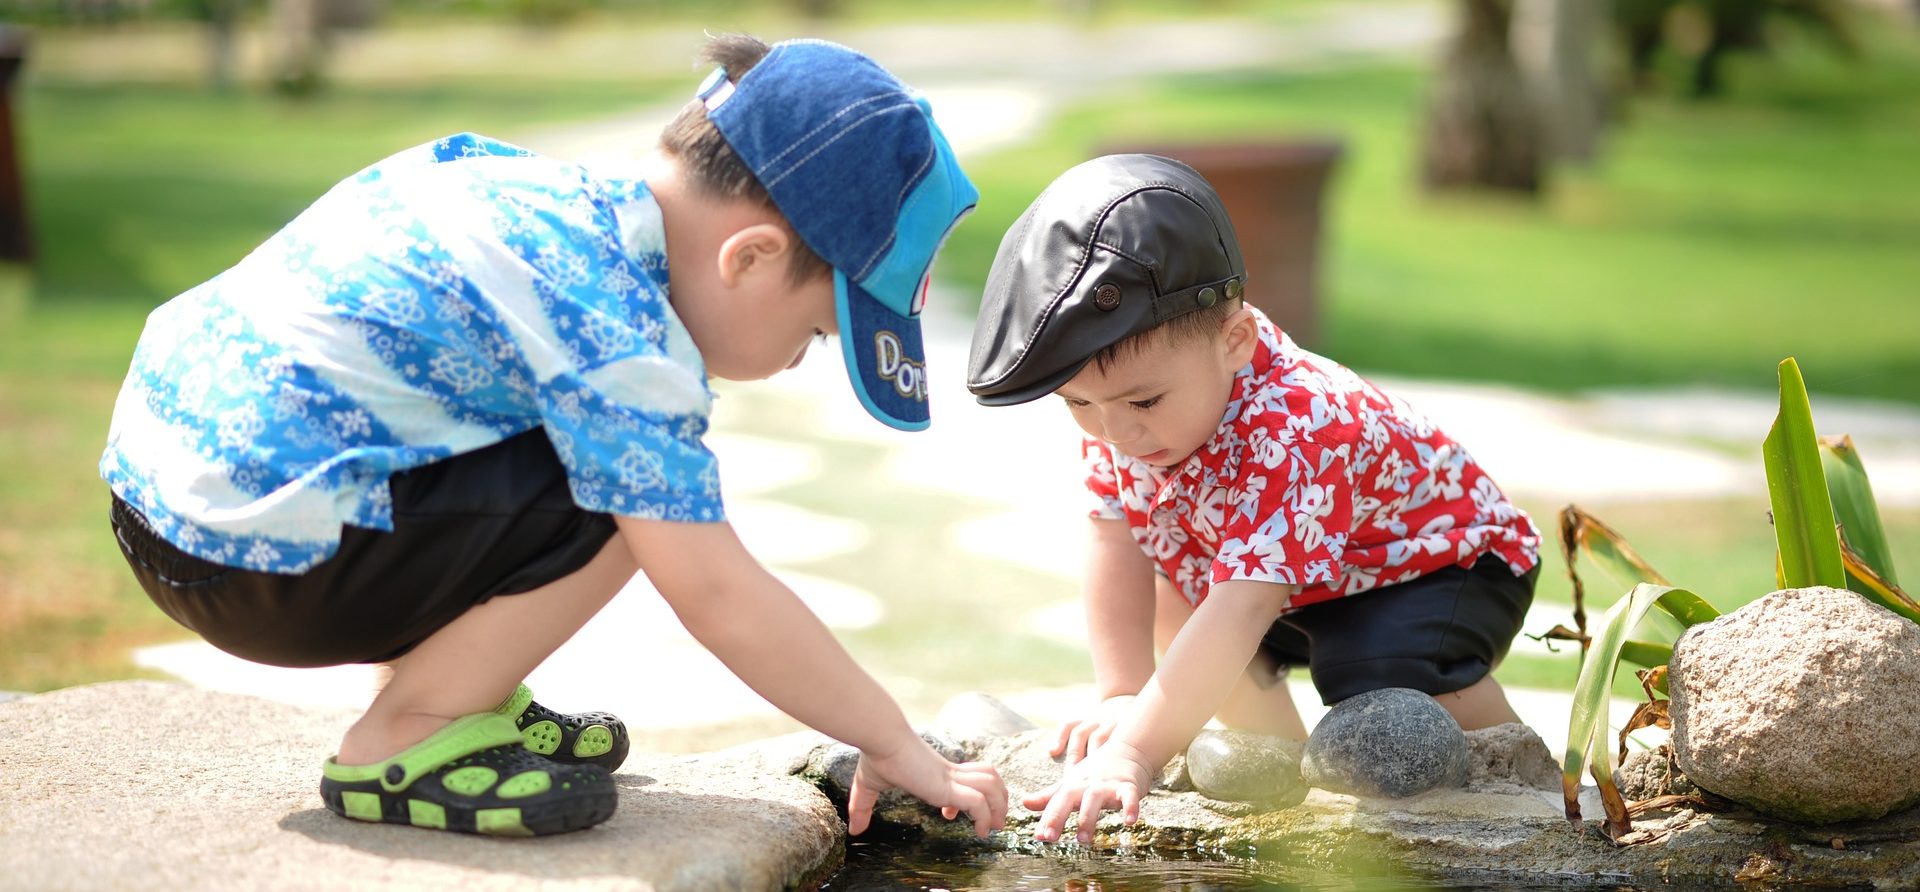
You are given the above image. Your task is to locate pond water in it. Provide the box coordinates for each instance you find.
[819,835,1650,892]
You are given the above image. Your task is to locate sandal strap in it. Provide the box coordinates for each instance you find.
[493,683,535,722]
[323,713,528,793]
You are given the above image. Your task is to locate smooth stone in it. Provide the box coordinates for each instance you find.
[933,691,1038,740]
[1671,586,1920,823]
[1301,687,1469,798]
[1184,729,1306,806]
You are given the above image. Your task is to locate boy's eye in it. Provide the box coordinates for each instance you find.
[1061,397,1090,408]
[1129,396,1162,410]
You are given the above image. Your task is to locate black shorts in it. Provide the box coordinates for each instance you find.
[1250,555,1538,705]
[110,429,618,668]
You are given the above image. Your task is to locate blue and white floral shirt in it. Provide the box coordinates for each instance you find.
[101,133,722,574]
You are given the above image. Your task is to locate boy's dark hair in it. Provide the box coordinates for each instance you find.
[1088,297,1244,375]
[659,34,831,286]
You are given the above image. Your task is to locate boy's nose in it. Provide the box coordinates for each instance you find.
[1099,410,1143,445]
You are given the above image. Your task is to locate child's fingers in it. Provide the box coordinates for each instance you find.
[941,806,958,820]
[955,765,1007,824]
[1037,785,1078,842]
[1075,788,1112,845]
[1120,783,1142,825]
[1020,783,1058,812]
[846,772,880,836]
[1048,721,1075,758]
[1066,722,1095,764]
[952,787,992,838]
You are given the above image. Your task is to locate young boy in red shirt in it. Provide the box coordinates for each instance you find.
[966,154,1542,843]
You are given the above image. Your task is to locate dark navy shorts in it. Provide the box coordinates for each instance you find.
[110,429,618,668]
[1239,555,1538,705]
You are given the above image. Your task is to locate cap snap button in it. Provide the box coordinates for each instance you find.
[1197,286,1218,308]
[1094,283,1121,311]
[1225,278,1244,301]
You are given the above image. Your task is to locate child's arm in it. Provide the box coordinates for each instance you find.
[1049,517,1156,762]
[1022,578,1296,844]
[616,515,1008,837]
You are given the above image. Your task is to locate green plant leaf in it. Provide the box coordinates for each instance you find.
[1841,542,1920,623]
[1822,435,1900,589]
[1762,358,1846,590]
[1618,640,1673,670]
[1562,584,1719,838]
[1558,506,1693,646]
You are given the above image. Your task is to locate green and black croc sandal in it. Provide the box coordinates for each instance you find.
[320,713,616,837]
[495,684,630,772]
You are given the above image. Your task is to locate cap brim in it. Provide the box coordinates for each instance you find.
[969,353,1092,408]
[836,271,930,431]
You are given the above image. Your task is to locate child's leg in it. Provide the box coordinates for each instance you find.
[1154,576,1308,741]
[1433,672,1523,730]
[336,535,636,765]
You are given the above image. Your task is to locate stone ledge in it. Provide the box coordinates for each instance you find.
[0,682,843,891]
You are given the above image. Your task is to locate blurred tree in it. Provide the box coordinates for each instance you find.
[179,0,250,89]
[270,0,325,94]
[267,0,380,95]
[1516,0,1609,164]
[1422,0,1547,195]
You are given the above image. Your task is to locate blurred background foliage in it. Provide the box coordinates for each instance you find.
[1,0,1916,699]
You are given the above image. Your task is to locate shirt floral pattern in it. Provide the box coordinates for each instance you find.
[101,133,721,574]
[1085,308,1540,612]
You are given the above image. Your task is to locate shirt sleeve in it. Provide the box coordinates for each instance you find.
[1082,437,1125,520]
[1210,428,1352,589]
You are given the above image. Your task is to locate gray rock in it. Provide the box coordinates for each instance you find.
[1670,586,1920,824]
[1464,723,1560,792]
[1617,745,1694,802]
[1183,729,1307,806]
[0,681,845,891]
[806,731,972,794]
[1301,688,1469,798]
[933,691,1038,740]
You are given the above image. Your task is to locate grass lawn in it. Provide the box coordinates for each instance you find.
[5,17,1918,698]
[939,29,1920,406]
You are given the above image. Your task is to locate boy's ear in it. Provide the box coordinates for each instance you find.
[1220,303,1259,366]
[716,223,793,288]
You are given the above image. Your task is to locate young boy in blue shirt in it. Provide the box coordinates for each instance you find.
[967,155,1541,843]
[102,36,1006,838]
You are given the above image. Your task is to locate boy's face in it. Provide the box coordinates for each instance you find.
[667,212,840,382]
[1054,309,1258,469]
[696,267,839,381]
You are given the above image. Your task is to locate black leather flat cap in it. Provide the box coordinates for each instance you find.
[967,153,1246,407]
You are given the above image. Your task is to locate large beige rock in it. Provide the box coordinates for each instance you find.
[0,682,843,891]
[1670,586,1920,824]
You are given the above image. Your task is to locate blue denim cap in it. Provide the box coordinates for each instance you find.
[698,39,979,431]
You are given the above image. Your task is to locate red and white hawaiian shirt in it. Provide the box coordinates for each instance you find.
[1084,307,1541,613]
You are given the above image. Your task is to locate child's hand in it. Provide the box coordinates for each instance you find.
[1020,741,1154,844]
[1048,694,1136,764]
[847,740,1008,839]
